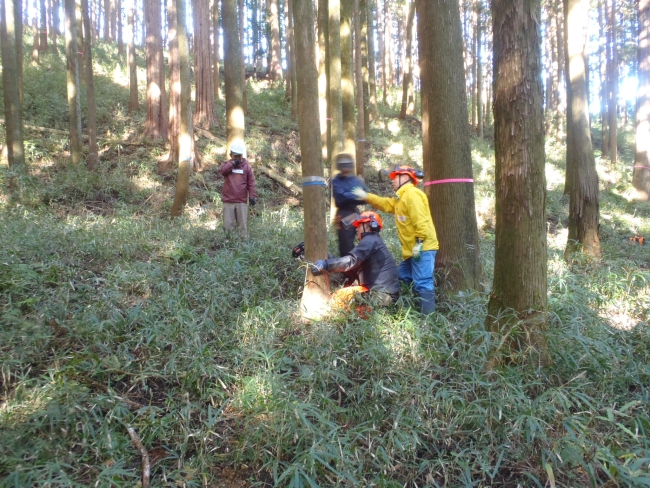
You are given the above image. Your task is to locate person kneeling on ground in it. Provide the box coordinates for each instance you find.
[352,165,439,314]
[310,211,400,310]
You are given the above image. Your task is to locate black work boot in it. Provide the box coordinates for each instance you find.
[415,290,436,315]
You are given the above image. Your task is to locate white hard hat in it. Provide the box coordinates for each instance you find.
[230,140,245,156]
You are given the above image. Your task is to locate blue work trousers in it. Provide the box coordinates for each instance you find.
[398,250,437,293]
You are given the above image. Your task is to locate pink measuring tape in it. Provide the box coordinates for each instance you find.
[634,165,650,171]
[424,178,474,186]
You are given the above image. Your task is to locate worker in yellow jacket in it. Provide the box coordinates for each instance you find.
[352,165,439,314]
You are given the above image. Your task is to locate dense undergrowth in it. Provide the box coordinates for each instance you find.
[1,35,650,487]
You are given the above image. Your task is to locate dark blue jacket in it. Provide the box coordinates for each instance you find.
[332,174,368,212]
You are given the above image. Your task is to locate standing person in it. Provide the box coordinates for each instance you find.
[220,140,257,238]
[352,165,439,314]
[310,211,400,309]
[332,153,368,255]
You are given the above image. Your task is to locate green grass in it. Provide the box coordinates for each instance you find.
[1,43,650,487]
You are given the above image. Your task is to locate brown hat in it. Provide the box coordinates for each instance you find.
[336,153,354,171]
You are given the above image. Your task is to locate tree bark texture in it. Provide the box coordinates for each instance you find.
[1,0,26,168]
[39,0,48,50]
[417,0,481,292]
[267,0,282,80]
[341,0,356,159]
[288,0,298,115]
[318,0,329,161]
[366,0,377,120]
[293,0,331,320]
[144,0,168,139]
[238,0,247,113]
[635,0,650,199]
[127,0,139,112]
[359,0,370,130]
[607,0,617,162]
[117,0,123,54]
[487,0,548,349]
[223,0,245,152]
[476,1,483,138]
[81,0,98,168]
[398,0,414,120]
[328,0,343,157]
[171,0,192,217]
[354,0,365,176]
[65,0,83,164]
[601,0,610,156]
[564,0,600,257]
[213,0,222,100]
[192,0,217,128]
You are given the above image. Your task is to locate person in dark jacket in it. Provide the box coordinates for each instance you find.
[311,211,400,308]
[219,140,257,238]
[331,153,368,257]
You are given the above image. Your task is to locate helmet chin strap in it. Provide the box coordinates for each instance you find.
[395,175,412,190]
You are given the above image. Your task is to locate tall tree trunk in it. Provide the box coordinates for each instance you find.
[168,0,180,161]
[601,0,610,157]
[366,0,378,120]
[171,0,192,216]
[81,0,98,167]
[252,0,259,74]
[52,0,59,48]
[359,0,370,130]
[328,0,343,157]
[284,0,292,100]
[223,0,245,152]
[487,0,548,361]
[635,0,650,199]
[476,0,483,139]
[117,0,123,54]
[564,0,600,257]
[318,0,329,160]
[193,0,217,128]
[354,0,365,176]
[110,0,117,40]
[417,0,481,292]
[341,0,355,158]
[213,0,222,100]
[237,0,247,113]
[268,0,282,80]
[381,0,388,104]
[293,0,331,320]
[144,0,168,138]
[64,0,82,163]
[288,0,297,115]
[39,0,48,50]
[554,0,565,141]
[398,0,414,119]
[607,0,617,162]
[32,5,39,61]
[1,0,26,168]
[104,0,109,39]
[127,0,139,111]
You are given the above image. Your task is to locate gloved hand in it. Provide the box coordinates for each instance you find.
[310,260,328,274]
[249,197,256,207]
[412,239,423,261]
[351,187,368,200]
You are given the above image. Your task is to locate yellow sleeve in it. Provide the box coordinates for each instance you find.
[365,193,396,214]
[411,191,431,239]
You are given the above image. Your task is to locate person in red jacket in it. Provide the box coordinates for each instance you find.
[219,140,257,238]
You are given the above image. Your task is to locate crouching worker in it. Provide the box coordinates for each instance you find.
[310,211,400,312]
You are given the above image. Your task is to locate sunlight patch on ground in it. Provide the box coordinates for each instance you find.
[131,174,163,191]
[386,142,404,156]
[547,228,569,251]
[599,310,643,330]
[546,162,565,190]
[387,120,402,135]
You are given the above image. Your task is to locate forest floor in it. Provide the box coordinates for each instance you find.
[1,38,650,487]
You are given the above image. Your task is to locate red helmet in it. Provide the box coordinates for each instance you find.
[388,165,423,184]
[352,211,383,231]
